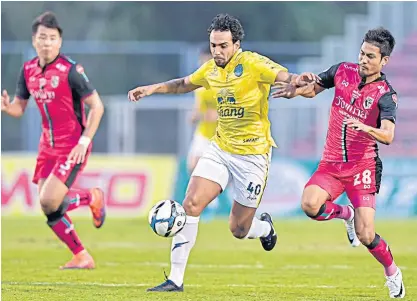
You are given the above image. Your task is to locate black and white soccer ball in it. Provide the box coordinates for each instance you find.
[148,200,187,237]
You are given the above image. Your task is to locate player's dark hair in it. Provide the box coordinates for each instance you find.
[363,27,395,58]
[32,11,62,36]
[207,14,245,44]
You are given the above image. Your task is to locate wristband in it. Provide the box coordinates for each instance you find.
[78,136,91,147]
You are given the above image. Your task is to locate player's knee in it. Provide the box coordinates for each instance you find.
[44,200,69,227]
[301,195,322,217]
[183,193,203,217]
[40,197,58,215]
[229,223,248,239]
[355,224,375,246]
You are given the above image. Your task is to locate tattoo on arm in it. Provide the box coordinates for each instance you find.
[166,78,185,93]
[158,78,192,94]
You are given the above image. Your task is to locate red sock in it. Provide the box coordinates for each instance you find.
[66,188,92,212]
[50,214,84,255]
[309,201,351,221]
[367,234,397,276]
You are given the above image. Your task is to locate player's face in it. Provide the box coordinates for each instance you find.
[210,30,240,68]
[32,25,62,63]
[358,42,389,78]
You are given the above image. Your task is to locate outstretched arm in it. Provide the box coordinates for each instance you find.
[272,63,343,99]
[128,76,202,102]
[271,82,326,99]
[275,70,321,86]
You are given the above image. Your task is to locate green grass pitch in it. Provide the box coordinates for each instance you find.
[2,216,416,300]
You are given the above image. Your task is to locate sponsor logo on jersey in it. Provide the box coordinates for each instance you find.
[216,89,245,118]
[344,64,359,72]
[377,85,386,94]
[209,66,218,77]
[56,63,68,72]
[39,78,47,89]
[350,90,361,104]
[76,64,85,74]
[335,96,368,119]
[30,89,55,103]
[218,107,245,118]
[217,88,236,104]
[25,63,37,70]
[76,64,90,82]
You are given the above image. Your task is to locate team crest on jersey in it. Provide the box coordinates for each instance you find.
[51,76,60,88]
[363,96,374,109]
[234,64,243,77]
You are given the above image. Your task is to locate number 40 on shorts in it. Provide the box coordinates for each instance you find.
[353,169,372,189]
[247,182,262,195]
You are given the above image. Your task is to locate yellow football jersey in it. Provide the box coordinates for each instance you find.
[189,49,288,155]
[195,88,217,139]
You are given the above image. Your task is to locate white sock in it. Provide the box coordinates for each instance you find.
[244,217,272,239]
[168,215,200,286]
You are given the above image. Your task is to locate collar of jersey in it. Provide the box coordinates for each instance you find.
[358,72,386,89]
[222,49,243,72]
[37,53,61,71]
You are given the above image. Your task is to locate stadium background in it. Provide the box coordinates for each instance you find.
[2,1,416,219]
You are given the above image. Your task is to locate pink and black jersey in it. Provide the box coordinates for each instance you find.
[318,62,398,162]
[15,54,95,150]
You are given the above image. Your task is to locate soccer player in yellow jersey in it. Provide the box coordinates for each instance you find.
[128,14,319,292]
[188,47,218,173]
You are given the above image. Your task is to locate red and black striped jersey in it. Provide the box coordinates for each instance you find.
[318,62,398,162]
[15,54,95,150]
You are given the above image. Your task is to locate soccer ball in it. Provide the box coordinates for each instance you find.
[148,200,187,237]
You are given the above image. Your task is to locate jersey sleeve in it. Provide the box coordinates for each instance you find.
[251,53,288,84]
[189,62,210,89]
[318,62,343,89]
[378,92,398,124]
[15,66,30,100]
[68,64,96,100]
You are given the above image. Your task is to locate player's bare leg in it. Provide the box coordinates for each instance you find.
[148,176,221,292]
[229,201,276,251]
[355,206,405,298]
[301,185,360,246]
[39,174,94,269]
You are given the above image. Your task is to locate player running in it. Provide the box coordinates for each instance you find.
[273,27,405,299]
[1,12,106,269]
[128,13,319,292]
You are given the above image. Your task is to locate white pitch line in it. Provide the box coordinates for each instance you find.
[103,261,265,269]
[102,262,359,270]
[4,281,415,289]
